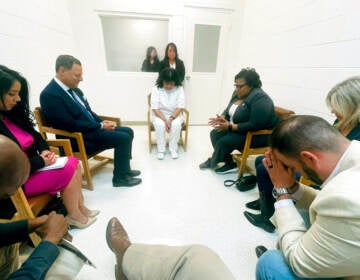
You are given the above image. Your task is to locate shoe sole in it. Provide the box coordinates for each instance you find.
[215,167,238,174]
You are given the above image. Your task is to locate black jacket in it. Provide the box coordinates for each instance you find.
[222,88,279,134]
[159,58,185,83]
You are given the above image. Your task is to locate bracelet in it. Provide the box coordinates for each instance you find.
[228,123,232,131]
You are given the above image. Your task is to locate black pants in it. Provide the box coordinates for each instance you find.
[81,126,134,180]
[209,129,269,169]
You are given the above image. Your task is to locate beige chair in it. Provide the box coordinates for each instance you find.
[232,106,295,179]
[147,94,190,152]
[0,139,73,246]
[34,107,121,190]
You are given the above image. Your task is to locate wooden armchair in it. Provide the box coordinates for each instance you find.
[232,106,295,179]
[34,107,121,190]
[1,139,73,246]
[147,94,190,152]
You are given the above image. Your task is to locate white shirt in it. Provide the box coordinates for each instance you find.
[228,104,239,124]
[150,86,185,117]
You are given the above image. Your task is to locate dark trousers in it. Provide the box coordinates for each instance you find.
[209,129,269,169]
[82,126,134,179]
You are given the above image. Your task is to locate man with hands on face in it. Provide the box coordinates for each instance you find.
[256,116,360,280]
[0,135,69,279]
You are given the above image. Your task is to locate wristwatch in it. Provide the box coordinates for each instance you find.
[272,187,290,199]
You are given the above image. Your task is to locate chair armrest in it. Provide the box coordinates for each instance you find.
[247,129,273,136]
[99,115,121,126]
[46,139,73,156]
[41,126,83,139]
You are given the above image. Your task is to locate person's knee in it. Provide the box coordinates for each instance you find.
[255,156,265,167]
[256,250,281,280]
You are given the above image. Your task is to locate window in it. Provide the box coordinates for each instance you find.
[192,24,221,72]
[100,15,169,72]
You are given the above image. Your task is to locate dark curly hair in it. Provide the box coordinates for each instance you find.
[156,67,182,88]
[0,65,35,131]
[235,68,262,88]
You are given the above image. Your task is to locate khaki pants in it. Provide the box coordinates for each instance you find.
[0,244,19,280]
[123,244,235,280]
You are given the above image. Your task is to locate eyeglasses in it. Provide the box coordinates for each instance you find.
[234,84,247,89]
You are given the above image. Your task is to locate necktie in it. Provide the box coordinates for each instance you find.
[68,89,95,122]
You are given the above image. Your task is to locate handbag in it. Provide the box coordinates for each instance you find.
[224,175,257,192]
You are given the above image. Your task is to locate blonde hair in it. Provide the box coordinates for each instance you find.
[326,76,360,132]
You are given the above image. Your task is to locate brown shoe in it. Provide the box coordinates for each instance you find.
[106,217,131,280]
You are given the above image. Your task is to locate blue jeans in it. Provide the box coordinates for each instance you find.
[256,250,337,280]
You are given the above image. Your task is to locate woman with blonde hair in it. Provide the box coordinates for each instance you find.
[326,76,360,139]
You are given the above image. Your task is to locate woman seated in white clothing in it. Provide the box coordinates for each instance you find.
[151,67,185,160]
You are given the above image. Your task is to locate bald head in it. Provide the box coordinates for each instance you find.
[0,135,30,199]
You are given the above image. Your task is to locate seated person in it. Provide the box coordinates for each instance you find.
[199,68,278,174]
[141,46,160,72]
[106,217,235,280]
[0,135,68,279]
[151,68,185,159]
[244,76,360,233]
[256,116,360,279]
[40,55,141,187]
[0,66,97,229]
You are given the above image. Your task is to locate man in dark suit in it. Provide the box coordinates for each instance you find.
[40,55,141,187]
[0,135,68,279]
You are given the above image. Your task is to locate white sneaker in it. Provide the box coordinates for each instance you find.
[170,151,178,159]
[157,152,165,160]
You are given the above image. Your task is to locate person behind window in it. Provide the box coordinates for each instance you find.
[141,46,160,72]
[159,42,185,84]
[151,68,185,160]
[199,68,278,174]
[244,76,360,234]
[0,66,98,229]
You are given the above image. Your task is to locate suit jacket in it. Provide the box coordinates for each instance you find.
[1,221,59,280]
[159,58,186,84]
[221,88,279,134]
[275,141,360,279]
[40,79,102,134]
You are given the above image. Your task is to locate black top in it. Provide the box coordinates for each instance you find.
[222,88,279,134]
[344,122,360,141]
[141,59,160,72]
[159,58,186,84]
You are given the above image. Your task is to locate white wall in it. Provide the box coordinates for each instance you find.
[0,0,75,110]
[237,0,360,122]
[67,0,242,122]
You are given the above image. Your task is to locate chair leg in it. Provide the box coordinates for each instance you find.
[184,129,188,152]
[29,233,42,247]
[81,157,94,191]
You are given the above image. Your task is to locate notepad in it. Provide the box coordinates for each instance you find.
[37,156,68,172]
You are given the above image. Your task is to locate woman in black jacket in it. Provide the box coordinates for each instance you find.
[199,68,279,174]
[159,42,185,84]
[141,46,160,72]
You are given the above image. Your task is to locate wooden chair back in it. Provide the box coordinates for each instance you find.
[34,107,120,190]
[233,106,295,178]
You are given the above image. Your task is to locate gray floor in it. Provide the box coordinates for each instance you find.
[71,126,278,280]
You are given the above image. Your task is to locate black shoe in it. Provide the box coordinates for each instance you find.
[245,198,260,210]
[255,245,268,258]
[127,170,141,177]
[113,176,142,187]
[236,175,257,192]
[199,158,211,169]
[215,162,238,174]
[243,211,275,233]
